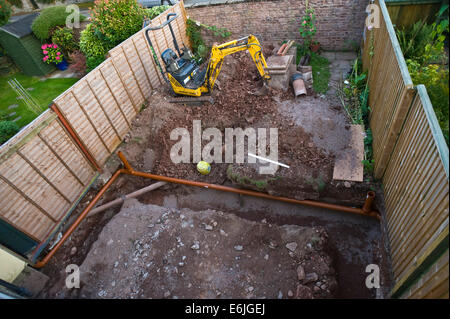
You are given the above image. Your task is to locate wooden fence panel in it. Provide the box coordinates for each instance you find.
[0,111,96,243]
[363,0,449,298]
[363,0,414,179]
[0,2,188,254]
[400,249,449,299]
[386,0,442,29]
[383,87,449,285]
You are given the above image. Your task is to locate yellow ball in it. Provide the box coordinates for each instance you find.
[197,161,211,175]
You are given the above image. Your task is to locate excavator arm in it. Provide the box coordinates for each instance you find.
[204,35,271,92]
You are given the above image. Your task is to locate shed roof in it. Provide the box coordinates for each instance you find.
[0,13,39,39]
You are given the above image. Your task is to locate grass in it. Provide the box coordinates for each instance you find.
[310,52,331,94]
[294,44,331,94]
[0,72,78,128]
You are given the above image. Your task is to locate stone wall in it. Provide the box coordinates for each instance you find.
[185,0,368,51]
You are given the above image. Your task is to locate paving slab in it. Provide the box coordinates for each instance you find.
[333,124,364,182]
[267,55,293,70]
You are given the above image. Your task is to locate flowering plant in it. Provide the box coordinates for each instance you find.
[299,1,317,49]
[0,0,12,27]
[41,43,64,64]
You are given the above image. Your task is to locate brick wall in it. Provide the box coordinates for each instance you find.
[186,0,368,51]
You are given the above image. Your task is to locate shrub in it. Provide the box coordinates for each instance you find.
[0,0,12,27]
[32,5,86,41]
[68,50,87,76]
[397,19,448,64]
[86,55,105,72]
[0,121,20,145]
[397,17,449,145]
[407,60,449,144]
[79,23,109,59]
[144,5,169,20]
[90,0,145,47]
[52,27,79,54]
[186,18,205,55]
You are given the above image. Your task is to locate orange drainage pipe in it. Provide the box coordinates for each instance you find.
[118,152,380,220]
[50,104,102,172]
[33,152,379,268]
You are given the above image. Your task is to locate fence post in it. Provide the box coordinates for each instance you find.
[50,104,102,172]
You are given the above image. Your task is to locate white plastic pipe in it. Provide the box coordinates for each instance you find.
[87,181,167,217]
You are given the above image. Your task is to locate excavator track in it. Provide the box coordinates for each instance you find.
[168,95,214,106]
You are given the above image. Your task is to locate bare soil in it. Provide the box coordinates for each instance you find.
[104,51,376,205]
[55,199,338,299]
[37,50,390,299]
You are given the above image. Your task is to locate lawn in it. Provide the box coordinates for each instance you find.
[0,72,78,128]
[309,52,331,94]
[295,44,331,94]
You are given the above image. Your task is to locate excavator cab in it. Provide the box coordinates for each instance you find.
[144,13,270,98]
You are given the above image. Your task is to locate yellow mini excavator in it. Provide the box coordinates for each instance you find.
[144,13,271,101]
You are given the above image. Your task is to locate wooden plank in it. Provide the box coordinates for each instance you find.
[333,125,364,182]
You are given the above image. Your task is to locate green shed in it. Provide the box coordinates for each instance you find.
[0,13,55,76]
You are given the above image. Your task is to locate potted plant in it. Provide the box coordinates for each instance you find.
[41,43,68,70]
[310,41,321,53]
[299,0,319,53]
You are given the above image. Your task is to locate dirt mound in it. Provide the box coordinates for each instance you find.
[69,198,337,299]
[118,53,336,200]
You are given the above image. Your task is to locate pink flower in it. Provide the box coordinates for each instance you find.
[53,44,58,49]
[41,45,46,49]
[43,56,48,61]
[56,56,60,60]
[43,50,48,54]
[56,52,61,55]
[303,20,307,24]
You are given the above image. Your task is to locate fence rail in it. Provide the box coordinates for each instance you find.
[0,1,188,256]
[363,0,449,298]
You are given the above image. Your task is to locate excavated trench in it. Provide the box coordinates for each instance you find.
[37,51,391,299]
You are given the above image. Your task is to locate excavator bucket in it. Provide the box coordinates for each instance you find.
[251,81,270,96]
